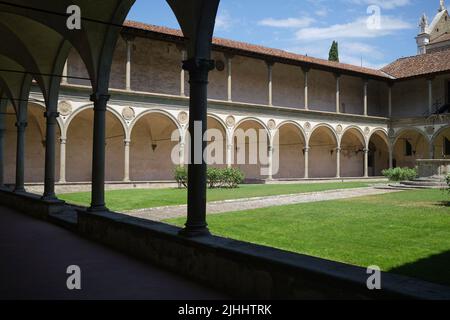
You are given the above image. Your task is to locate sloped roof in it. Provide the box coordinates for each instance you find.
[381,48,450,79]
[123,20,389,79]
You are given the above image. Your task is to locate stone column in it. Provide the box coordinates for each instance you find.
[14,121,27,193]
[123,139,131,182]
[88,93,110,212]
[125,37,134,91]
[267,61,274,106]
[42,110,60,200]
[388,83,393,118]
[304,146,310,179]
[388,140,394,169]
[428,78,433,114]
[226,54,233,102]
[303,67,309,110]
[336,147,341,178]
[335,74,341,113]
[179,141,186,167]
[364,148,369,178]
[59,137,67,183]
[181,58,215,237]
[180,49,187,97]
[364,80,368,116]
[267,145,274,180]
[0,114,5,187]
[226,142,233,168]
[429,143,435,159]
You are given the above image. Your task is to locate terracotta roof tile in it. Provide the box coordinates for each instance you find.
[381,48,450,79]
[123,20,389,79]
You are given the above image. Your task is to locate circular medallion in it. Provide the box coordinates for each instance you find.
[267,119,276,130]
[304,122,311,131]
[364,127,371,135]
[225,115,236,128]
[425,126,435,135]
[388,128,396,138]
[178,111,189,125]
[58,101,72,116]
[336,125,343,134]
[215,60,225,72]
[122,107,135,121]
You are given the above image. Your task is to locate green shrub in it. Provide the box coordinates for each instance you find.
[382,167,418,182]
[174,166,188,188]
[174,167,245,189]
[446,174,450,191]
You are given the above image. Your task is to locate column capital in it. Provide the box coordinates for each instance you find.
[44,111,60,119]
[335,147,342,152]
[265,60,275,68]
[303,146,310,152]
[182,58,215,73]
[334,72,341,79]
[301,65,311,73]
[15,121,27,129]
[124,139,131,146]
[90,93,110,110]
[121,33,135,42]
[387,81,395,88]
[224,53,234,60]
[363,148,369,153]
[60,138,67,144]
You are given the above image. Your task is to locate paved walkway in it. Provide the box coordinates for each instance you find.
[128,187,399,221]
[0,206,226,300]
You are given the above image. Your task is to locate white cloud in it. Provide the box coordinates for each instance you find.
[315,8,329,17]
[258,17,315,28]
[347,0,411,10]
[215,10,233,31]
[295,15,412,40]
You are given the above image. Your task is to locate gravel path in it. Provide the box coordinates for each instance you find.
[127,187,399,221]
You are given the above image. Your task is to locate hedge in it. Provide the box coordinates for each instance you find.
[174,166,245,189]
[382,167,418,182]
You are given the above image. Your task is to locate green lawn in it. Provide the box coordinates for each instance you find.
[167,189,450,286]
[59,181,371,212]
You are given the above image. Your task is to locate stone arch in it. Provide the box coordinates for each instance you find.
[368,129,390,176]
[232,118,271,180]
[308,124,338,178]
[431,125,450,159]
[273,121,306,179]
[130,110,180,181]
[340,127,366,177]
[393,128,430,168]
[66,106,125,182]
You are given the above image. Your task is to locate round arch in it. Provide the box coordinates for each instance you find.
[340,127,366,177]
[66,106,125,182]
[309,124,338,178]
[393,128,430,168]
[130,110,180,181]
[273,121,306,179]
[232,117,271,180]
[368,129,390,176]
[431,125,450,159]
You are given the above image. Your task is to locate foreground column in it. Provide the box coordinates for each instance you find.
[364,148,369,178]
[14,121,27,193]
[0,107,5,186]
[89,93,110,212]
[42,111,59,200]
[181,58,215,237]
[304,146,310,179]
[59,138,67,183]
[123,139,131,182]
[336,147,341,178]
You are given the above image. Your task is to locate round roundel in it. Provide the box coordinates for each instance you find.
[225,115,236,128]
[336,125,343,134]
[304,122,311,131]
[215,60,225,72]
[388,128,396,138]
[425,126,435,136]
[267,119,276,130]
[178,111,189,125]
[58,101,72,116]
[364,127,371,135]
[122,106,135,121]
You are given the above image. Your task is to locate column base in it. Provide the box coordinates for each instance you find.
[87,204,109,213]
[41,193,58,202]
[178,225,211,238]
[13,187,26,194]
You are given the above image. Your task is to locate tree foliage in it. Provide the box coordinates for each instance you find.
[328,41,339,62]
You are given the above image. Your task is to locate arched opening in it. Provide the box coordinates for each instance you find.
[433,126,450,159]
[205,116,227,168]
[340,128,365,177]
[273,123,305,179]
[66,108,125,182]
[393,129,429,168]
[233,119,270,180]
[368,130,389,176]
[4,103,61,184]
[309,126,338,178]
[130,112,179,181]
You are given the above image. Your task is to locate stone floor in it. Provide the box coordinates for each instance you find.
[128,187,400,221]
[0,206,227,300]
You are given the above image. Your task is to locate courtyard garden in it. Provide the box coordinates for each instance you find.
[166,189,450,286]
[59,181,373,212]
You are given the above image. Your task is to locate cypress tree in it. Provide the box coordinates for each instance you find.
[328,41,339,62]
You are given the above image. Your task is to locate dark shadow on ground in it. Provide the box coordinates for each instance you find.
[389,250,450,287]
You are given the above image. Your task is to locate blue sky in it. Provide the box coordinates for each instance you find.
[127,0,448,69]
